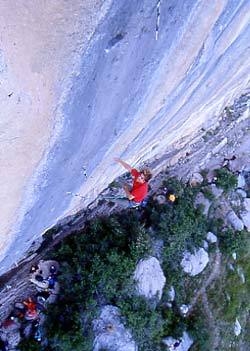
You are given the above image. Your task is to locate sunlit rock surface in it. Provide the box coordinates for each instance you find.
[93,305,137,351]
[181,248,209,276]
[0,0,249,274]
[133,256,166,300]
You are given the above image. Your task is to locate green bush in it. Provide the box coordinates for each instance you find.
[214,168,237,192]
[186,305,211,351]
[39,177,211,350]
[218,229,248,255]
[145,179,208,275]
[201,186,215,201]
[117,296,167,351]
[22,175,249,351]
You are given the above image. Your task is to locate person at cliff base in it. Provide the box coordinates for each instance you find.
[114,158,152,207]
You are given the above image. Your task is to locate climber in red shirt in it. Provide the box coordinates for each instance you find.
[114,158,152,203]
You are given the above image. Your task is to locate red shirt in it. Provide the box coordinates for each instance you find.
[130,169,148,202]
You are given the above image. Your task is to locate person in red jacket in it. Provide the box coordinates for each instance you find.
[114,158,152,204]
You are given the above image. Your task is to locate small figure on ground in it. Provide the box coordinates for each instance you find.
[23,298,38,321]
[169,339,181,350]
[114,158,152,206]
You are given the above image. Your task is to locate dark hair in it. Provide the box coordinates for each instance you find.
[141,168,152,182]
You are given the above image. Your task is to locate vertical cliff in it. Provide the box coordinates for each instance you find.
[0,0,249,274]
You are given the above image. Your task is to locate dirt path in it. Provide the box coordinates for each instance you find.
[187,246,222,350]
[201,291,220,350]
[188,247,221,309]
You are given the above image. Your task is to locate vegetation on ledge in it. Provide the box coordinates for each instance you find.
[18,173,248,351]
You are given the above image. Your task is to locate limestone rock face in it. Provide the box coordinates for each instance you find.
[227,210,244,231]
[181,248,209,276]
[234,318,242,336]
[162,331,193,351]
[240,198,250,231]
[194,193,211,216]
[206,232,217,243]
[0,0,249,274]
[93,305,137,351]
[134,256,166,300]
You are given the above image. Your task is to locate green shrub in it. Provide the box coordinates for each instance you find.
[27,175,249,350]
[218,229,248,255]
[19,339,41,351]
[201,186,215,201]
[118,296,166,351]
[214,168,237,192]
[186,306,211,351]
[145,179,208,275]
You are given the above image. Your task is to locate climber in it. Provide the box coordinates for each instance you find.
[114,158,152,205]
[23,297,38,320]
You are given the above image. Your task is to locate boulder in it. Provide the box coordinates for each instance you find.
[133,256,166,300]
[194,193,211,216]
[189,172,203,186]
[162,331,193,351]
[203,240,209,250]
[167,286,175,302]
[206,232,217,243]
[236,189,247,198]
[209,184,223,198]
[93,305,137,351]
[226,210,244,231]
[240,211,250,231]
[237,174,246,189]
[234,318,242,336]
[243,198,250,212]
[181,248,209,276]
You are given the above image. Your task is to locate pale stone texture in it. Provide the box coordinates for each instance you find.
[0,0,250,274]
[189,172,203,186]
[240,198,250,230]
[181,248,209,276]
[237,174,246,188]
[93,305,137,351]
[234,318,242,336]
[134,256,166,300]
[194,193,211,216]
[162,331,193,351]
[206,232,217,243]
[209,184,224,199]
[240,212,250,231]
[167,286,175,302]
[227,210,244,231]
[0,0,112,269]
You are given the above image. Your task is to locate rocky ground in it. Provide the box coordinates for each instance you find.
[0,93,249,350]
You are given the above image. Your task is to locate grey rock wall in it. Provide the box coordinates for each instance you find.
[0,0,249,274]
